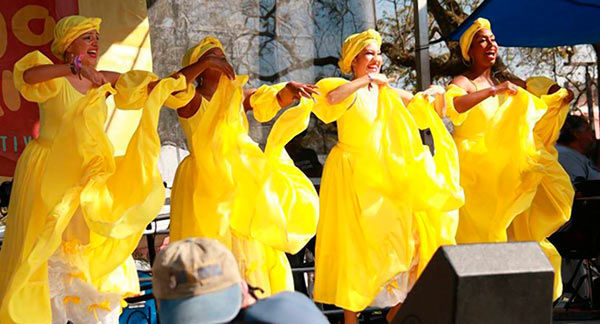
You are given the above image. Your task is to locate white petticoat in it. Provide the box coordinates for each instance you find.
[48,242,122,324]
[370,249,420,308]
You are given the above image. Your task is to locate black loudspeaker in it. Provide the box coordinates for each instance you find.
[392,242,554,324]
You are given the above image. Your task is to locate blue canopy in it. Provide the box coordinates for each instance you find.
[448,0,600,47]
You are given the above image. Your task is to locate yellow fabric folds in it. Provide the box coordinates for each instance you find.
[526,76,557,98]
[249,82,287,122]
[0,51,186,323]
[51,15,102,61]
[301,78,463,311]
[446,84,574,300]
[181,36,225,67]
[13,51,64,102]
[168,75,318,297]
[459,17,491,62]
[338,29,382,74]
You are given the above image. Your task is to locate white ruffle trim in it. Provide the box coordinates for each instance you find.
[48,245,122,324]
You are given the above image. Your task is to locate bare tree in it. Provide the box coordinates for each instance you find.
[377,0,594,95]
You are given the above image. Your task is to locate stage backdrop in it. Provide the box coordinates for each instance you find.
[0,0,152,182]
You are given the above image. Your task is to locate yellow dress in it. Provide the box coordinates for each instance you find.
[0,51,189,324]
[168,75,319,297]
[304,78,464,311]
[445,79,574,299]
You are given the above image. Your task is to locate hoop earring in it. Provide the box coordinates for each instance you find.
[461,57,472,67]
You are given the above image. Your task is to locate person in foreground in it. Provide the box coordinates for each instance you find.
[445,17,575,300]
[152,238,329,324]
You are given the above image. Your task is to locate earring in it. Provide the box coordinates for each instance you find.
[461,57,471,67]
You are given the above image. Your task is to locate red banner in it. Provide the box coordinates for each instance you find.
[0,1,77,177]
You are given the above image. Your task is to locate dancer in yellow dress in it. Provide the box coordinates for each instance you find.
[304,30,464,323]
[168,37,320,297]
[0,16,234,323]
[446,18,574,300]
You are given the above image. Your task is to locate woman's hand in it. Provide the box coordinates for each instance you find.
[423,84,445,98]
[494,81,519,96]
[564,88,575,103]
[277,81,320,107]
[548,84,574,103]
[80,65,108,86]
[368,73,396,87]
[284,81,320,99]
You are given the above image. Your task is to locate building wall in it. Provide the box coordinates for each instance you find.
[148,0,375,153]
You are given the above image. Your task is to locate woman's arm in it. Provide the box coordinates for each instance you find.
[327,73,393,105]
[326,75,369,105]
[276,81,319,107]
[451,76,518,113]
[242,81,319,112]
[177,91,203,118]
[547,83,575,103]
[243,88,256,112]
[25,64,108,86]
[393,88,414,106]
[177,57,235,85]
[101,70,121,87]
[102,56,236,94]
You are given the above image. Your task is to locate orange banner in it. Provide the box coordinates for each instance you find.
[0,1,77,178]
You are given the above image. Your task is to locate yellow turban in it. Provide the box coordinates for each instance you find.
[51,15,101,61]
[182,36,225,67]
[459,18,492,62]
[338,29,382,74]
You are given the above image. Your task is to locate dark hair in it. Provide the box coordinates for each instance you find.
[558,115,590,144]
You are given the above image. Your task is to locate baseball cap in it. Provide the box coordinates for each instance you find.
[152,238,242,324]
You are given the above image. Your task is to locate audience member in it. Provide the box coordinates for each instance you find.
[152,238,329,324]
[0,180,12,218]
[285,130,323,178]
[557,115,600,183]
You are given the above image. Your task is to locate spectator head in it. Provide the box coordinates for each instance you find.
[558,115,595,153]
[0,181,12,216]
[152,238,243,324]
[287,130,308,149]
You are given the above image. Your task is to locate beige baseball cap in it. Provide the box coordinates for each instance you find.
[152,238,242,324]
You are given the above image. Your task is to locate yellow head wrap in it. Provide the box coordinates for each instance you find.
[181,36,225,67]
[51,15,101,61]
[338,29,382,75]
[459,18,492,62]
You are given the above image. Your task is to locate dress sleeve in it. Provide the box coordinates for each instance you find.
[13,50,64,103]
[250,82,287,122]
[526,76,557,97]
[164,82,195,109]
[311,77,355,124]
[113,70,159,109]
[444,84,470,126]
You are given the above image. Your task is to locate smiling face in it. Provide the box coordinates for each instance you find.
[65,30,99,66]
[351,41,382,77]
[468,28,498,68]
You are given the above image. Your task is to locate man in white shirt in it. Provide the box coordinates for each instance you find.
[556,115,600,183]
